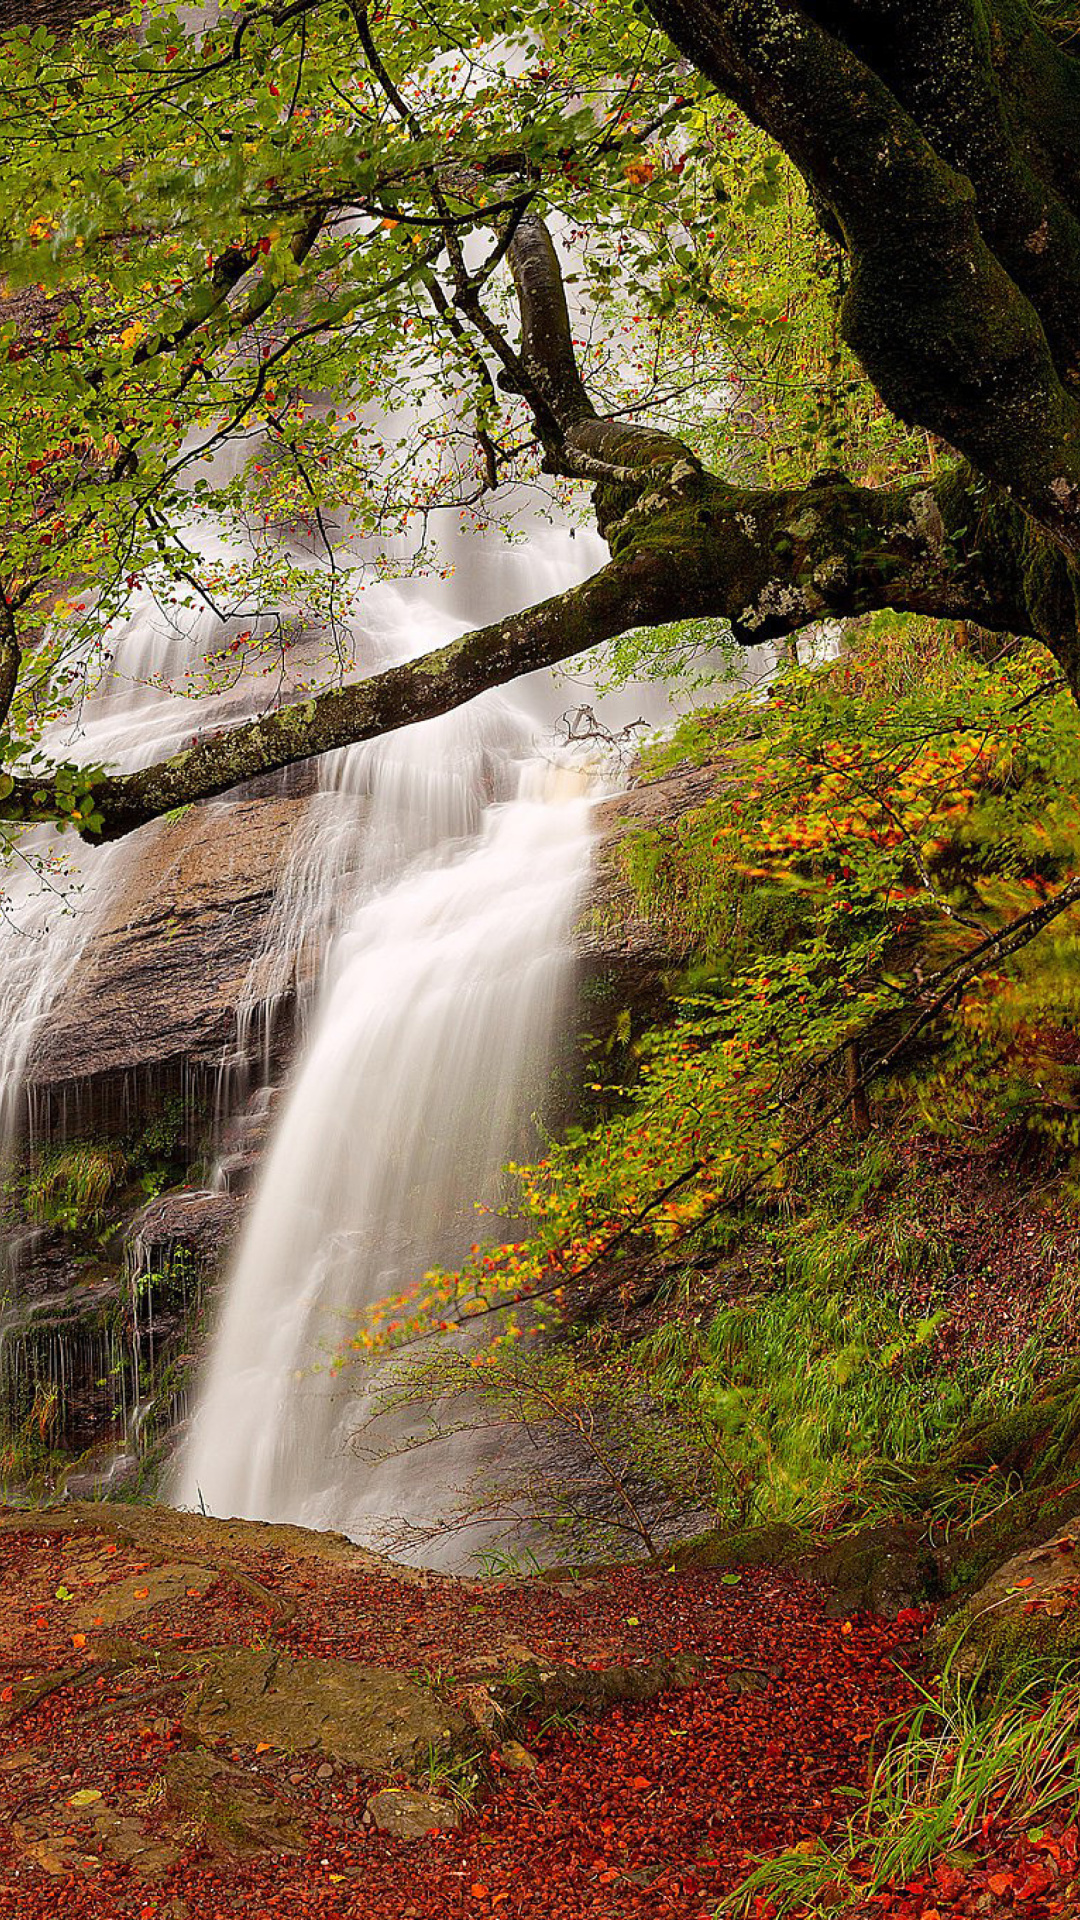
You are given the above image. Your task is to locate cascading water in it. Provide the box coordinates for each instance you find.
[0,520,321,1176]
[174,519,610,1564]
[0,431,621,1553]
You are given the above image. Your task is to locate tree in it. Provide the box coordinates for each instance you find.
[1,0,1079,840]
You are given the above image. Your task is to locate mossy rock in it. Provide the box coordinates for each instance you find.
[931,1368,1080,1486]
[670,1521,807,1573]
[184,1649,476,1776]
[937,1482,1080,1600]
[673,1516,941,1618]
[162,1747,308,1857]
[934,1512,1080,1691]
[804,1519,943,1620]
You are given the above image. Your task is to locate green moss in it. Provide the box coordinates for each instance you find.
[670,1520,807,1571]
[23,1142,128,1232]
[937,1585,1080,1697]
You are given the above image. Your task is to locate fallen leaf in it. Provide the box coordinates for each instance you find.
[72,1633,87,1649]
[69,1789,103,1807]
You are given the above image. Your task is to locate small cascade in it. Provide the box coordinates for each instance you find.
[0,1291,136,1493]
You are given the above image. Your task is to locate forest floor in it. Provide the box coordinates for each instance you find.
[0,1502,1075,1920]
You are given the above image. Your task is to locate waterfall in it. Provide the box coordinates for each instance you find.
[0,418,619,1552]
[174,522,609,1563]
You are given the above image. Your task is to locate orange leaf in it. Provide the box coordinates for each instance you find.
[255,1743,272,1754]
[988,1872,1014,1895]
[630,1775,651,1792]
[133,1588,149,1600]
[469,1885,489,1901]
[72,1633,87,1649]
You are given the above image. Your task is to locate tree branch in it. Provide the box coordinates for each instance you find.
[0,461,1045,842]
[644,0,1080,557]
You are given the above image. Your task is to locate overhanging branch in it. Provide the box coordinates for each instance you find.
[0,463,1045,842]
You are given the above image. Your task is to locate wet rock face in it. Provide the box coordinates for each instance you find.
[0,747,724,1495]
[575,758,736,978]
[26,788,311,1133]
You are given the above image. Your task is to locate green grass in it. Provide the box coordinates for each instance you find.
[24,1141,128,1231]
[632,1222,1052,1531]
[723,1662,1080,1916]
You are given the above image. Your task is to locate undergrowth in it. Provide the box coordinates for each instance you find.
[24,1141,128,1231]
[726,1662,1080,1916]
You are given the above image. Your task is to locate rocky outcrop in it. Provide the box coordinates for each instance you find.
[26,779,314,1134]
[575,757,731,983]
[185,1649,476,1775]
[936,1515,1080,1686]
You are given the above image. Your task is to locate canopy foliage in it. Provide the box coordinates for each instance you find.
[0,0,1079,835]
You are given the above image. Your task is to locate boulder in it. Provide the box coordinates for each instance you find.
[184,1649,475,1775]
[936,1513,1080,1685]
[807,1519,942,1620]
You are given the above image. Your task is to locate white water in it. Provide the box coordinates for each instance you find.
[172,505,614,1559]
[0,408,625,1565]
[175,700,594,1556]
